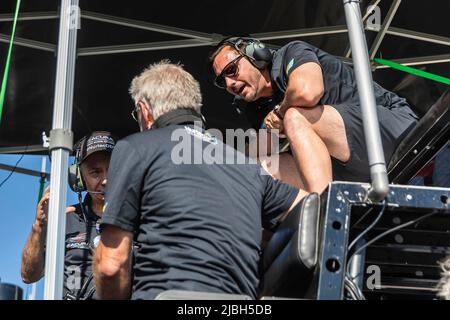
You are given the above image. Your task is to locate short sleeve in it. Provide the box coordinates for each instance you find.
[261,174,299,230]
[101,139,144,233]
[271,41,322,94]
[283,41,321,79]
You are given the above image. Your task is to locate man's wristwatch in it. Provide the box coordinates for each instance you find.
[273,105,284,120]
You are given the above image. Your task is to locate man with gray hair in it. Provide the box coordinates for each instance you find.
[438,257,450,299]
[94,60,307,299]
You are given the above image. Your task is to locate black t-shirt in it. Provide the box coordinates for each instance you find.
[63,196,100,299]
[238,40,416,129]
[102,124,299,299]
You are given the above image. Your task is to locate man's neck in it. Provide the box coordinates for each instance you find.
[91,202,103,218]
[85,194,103,218]
[259,68,273,98]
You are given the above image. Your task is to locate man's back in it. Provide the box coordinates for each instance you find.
[271,41,413,110]
[102,124,298,299]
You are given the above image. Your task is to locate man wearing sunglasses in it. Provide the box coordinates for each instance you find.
[94,61,307,299]
[210,37,418,193]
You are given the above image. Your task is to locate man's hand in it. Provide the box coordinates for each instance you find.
[34,187,50,228]
[22,187,79,284]
[264,110,286,138]
[94,225,133,299]
[34,187,76,227]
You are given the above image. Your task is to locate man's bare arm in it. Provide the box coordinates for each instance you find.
[21,222,46,283]
[21,188,50,283]
[94,225,133,299]
[278,62,325,114]
[278,189,309,223]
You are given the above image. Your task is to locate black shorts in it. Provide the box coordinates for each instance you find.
[331,103,418,182]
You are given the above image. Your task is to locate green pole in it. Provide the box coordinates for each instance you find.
[37,157,46,202]
[374,58,450,86]
[0,0,22,124]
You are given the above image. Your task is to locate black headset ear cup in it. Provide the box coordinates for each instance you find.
[230,38,271,69]
[68,164,86,193]
[69,134,88,193]
[244,41,272,69]
[251,42,272,68]
[76,165,85,192]
[68,164,78,192]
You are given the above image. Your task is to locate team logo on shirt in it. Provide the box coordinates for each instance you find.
[184,126,218,145]
[92,235,101,250]
[66,232,90,250]
[286,58,294,75]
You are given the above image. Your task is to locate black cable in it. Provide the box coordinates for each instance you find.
[345,208,439,297]
[351,206,374,229]
[345,200,387,300]
[348,200,387,253]
[77,192,88,223]
[351,210,439,260]
[345,275,366,300]
[0,152,26,189]
[344,279,360,300]
[345,278,361,300]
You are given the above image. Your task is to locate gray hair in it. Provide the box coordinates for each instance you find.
[129,60,202,120]
[438,256,450,299]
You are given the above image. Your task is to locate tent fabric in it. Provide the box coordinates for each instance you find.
[1,0,449,150]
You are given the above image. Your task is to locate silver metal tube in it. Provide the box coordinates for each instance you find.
[343,0,389,201]
[0,145,48,154]
[369,0,402,60]
[44,0,79,300]
[0,33,56,53]
[349,239,366,290]
[78,39,213,57]
[0,11,58,22]
[81,11,212,40]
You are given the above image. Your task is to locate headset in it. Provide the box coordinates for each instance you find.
[68,136,87,193]
[152,108,205,129]
[218,36,273,69]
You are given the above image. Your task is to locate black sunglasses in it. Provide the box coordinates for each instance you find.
[131,104,140,122]
[214,55,244,89]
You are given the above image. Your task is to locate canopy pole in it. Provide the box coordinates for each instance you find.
[343,0,389,202]
[44,0,79,300]
[0,0,21,123]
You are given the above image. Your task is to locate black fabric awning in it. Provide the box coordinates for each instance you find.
[1,0,449,150]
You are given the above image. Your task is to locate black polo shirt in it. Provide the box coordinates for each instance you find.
[236,40,417,129]
[63,195,100,299]
[102,121,299,299]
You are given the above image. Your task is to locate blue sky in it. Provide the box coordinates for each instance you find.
[0,153,78,299]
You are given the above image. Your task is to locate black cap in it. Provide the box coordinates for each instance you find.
[75,131,116,164]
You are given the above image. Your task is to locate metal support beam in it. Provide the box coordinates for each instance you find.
[374,54,450,69]
[0,163,49,180]
[0,33,56,53]
[369,0,402,60]
[345,0,383,58]
[44,0,78,300]
[317,182,450,300]
[0,11,58,22]
[344,0,389,201]
[81,10,212,40]
[386,27,450,47]
[251,25,348,41]
[0,145,48,154]
[78,38,214,56]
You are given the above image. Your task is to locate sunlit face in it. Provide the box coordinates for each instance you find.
[212,47,268,102]
[80,151,110,204]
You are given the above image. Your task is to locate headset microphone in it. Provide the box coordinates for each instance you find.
[86,190,104,195]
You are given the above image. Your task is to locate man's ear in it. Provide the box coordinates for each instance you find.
[138,100,155,131]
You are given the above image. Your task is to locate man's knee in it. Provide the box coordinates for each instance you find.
[283,106,322,134]
[283,107,308,133]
